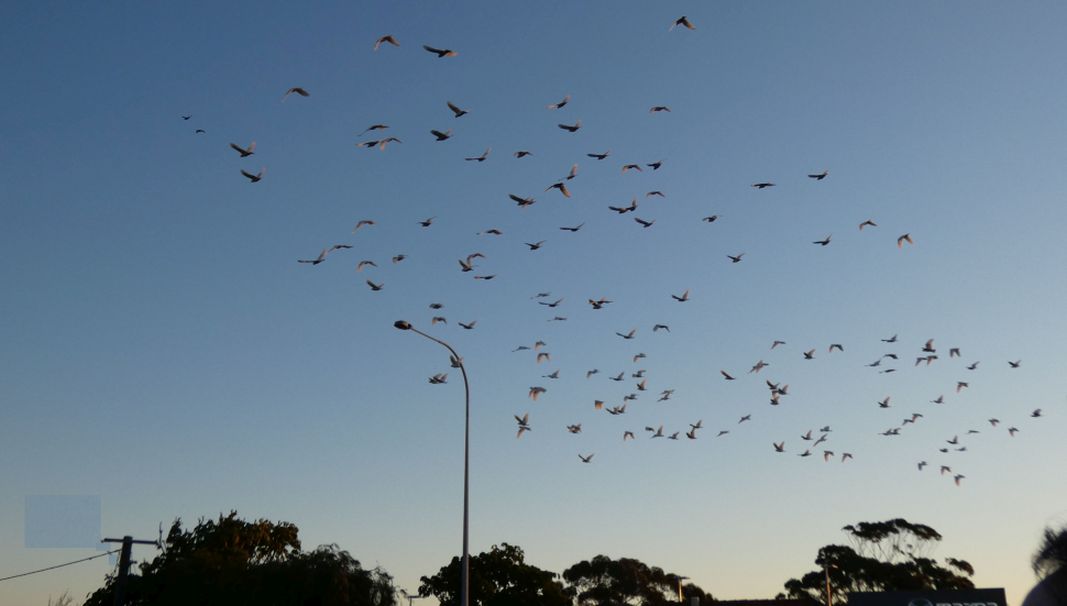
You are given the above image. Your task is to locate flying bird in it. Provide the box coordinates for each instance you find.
[423,44,458,58]
[358,124,389,136]
[897,233,914,248]
[229,141,256,157]
[447,101,469,118]
[240,168,265,183]
[465,148,491,162]
[728,253,745,263]
[752,182,775,189]
[559,223,584,232]
[649,106,671,113]
[514,150,533,158]
[579,453,594,463]
[813,235,832,246]
[515,413,531,438]
[558,121,581,133]
[352,219,375,233]
[419,217,436,228]
[366,280,383,291]
[670,16,695,31]
[509,194,536,207]
[808,170,829,180]
[431,129,453,141]
[282,87,310,101]
[634,217,655,228]
[373,35,399,50]
[547,95,571,110]
[859,219,878,230]
[671,289,690,302]
[546,181,571,197]
[587,151,610,160]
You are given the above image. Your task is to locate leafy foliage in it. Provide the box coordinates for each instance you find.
[1033,525,1067,578]
[562,554,711,606]
[84,512,395,606]
[419,542,572,606]
[784,520,974,605]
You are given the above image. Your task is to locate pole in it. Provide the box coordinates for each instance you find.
[824,564,833,606]
[102,535,157,606]
[394,321,470,606]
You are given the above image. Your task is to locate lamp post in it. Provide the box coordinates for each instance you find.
[394,320,470,606]
[822,563,837,606]
[676,575,689,603]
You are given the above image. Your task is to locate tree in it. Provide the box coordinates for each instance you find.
[1032,525,1067,579]
[84,511,396,606]
[783,519,974,605]
[47,592,73,606]
[419,542,572,606]
[563,554,711,606]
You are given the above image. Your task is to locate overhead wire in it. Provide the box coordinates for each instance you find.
[0,549,119,583]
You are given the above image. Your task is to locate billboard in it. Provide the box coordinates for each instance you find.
[850,589,1008,606]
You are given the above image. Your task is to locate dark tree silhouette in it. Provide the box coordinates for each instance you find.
[1033,525,1067,579]
[419,542,573,606]
[783,519,974,605]
[562,554,711,606]
[84,512,396,606]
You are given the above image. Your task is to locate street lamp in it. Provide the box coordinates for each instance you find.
[676,575,689,603]
[822,563,838,606]
[394,320,471,606]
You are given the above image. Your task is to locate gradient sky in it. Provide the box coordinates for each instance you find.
[2,2,1066,605]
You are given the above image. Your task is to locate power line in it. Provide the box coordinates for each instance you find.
[0,549,119,583]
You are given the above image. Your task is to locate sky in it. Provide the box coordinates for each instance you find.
[2,1,1066,605]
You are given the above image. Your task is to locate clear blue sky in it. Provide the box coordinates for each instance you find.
[2,2,1066,605]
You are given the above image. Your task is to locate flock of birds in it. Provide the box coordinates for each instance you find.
[180,13,1048,486]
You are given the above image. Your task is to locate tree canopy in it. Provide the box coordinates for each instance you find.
[562,554,711,606]
[418,542,573,606]
[784,519,974,605]
[84,512,396,606]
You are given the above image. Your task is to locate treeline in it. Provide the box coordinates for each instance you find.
[84,513,984,606]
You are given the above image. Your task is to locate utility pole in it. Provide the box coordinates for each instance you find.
[102,535,158,606]
[823,564,833,606]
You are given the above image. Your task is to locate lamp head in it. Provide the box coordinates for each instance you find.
[394,320,412,330]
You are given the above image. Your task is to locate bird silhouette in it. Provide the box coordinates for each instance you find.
[373,35,399,50]
[229,141,256,157]
[547,95,571,110]
[423,45,458,58]
[282,87,310,101]
[447,101,469,117]
[670,16,695,31]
